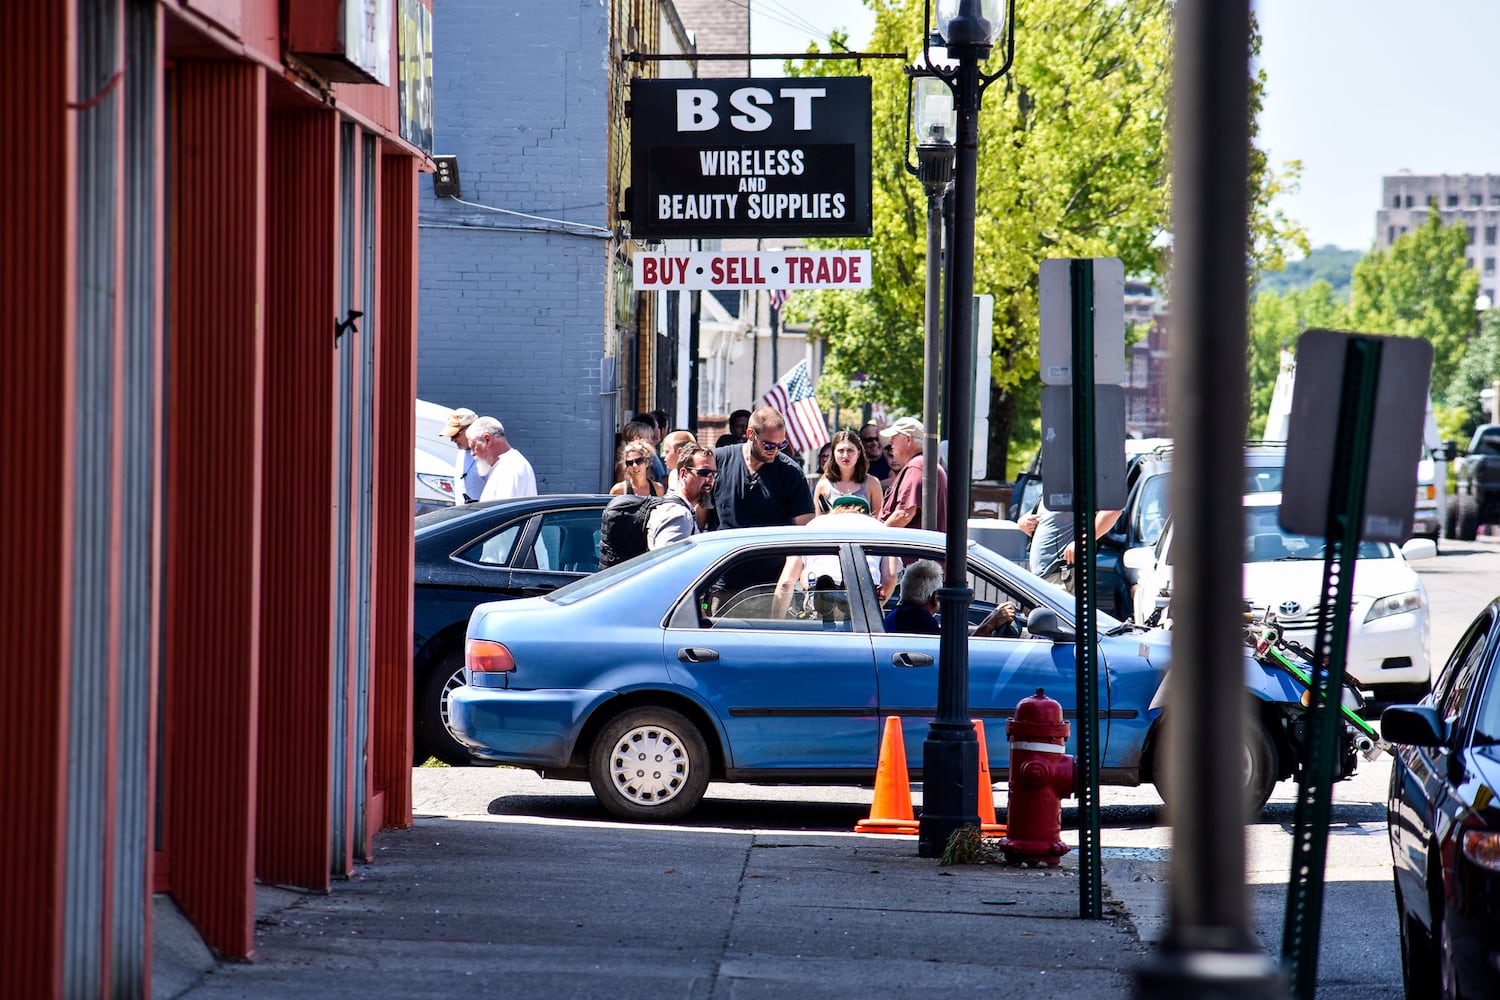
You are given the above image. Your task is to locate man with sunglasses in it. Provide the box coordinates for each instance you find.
[712,406,816,530]
[860,421,891,482]
[648,445,717,550]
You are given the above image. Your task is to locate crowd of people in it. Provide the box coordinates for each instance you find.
[435,404,1070,635]
[437,404,940,533]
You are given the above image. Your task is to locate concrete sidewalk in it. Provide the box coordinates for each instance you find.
[157,810,1150,998]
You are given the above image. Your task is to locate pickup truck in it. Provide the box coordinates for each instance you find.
[1449,424,1500,540]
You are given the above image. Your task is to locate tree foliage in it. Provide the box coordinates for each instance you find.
[791,0,1302,476]
[1255,245,1363,300]
[1445,307,1500,437]
[1348,208,1479,401]
[1245,282,1349,435]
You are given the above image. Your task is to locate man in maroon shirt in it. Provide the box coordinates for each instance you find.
[878,416,947,532]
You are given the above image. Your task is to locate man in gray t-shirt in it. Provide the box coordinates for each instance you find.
[1021,496,1122,577]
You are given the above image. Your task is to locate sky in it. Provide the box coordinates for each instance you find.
[748,0,1500,255]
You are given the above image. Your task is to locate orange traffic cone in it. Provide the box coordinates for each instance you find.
[972,719,1007,837]
[855,716,918,835]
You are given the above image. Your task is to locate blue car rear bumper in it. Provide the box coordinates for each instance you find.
[449,685,613,766]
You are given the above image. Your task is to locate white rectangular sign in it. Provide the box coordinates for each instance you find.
[632,250,872,291]
[1039,257,1126,386]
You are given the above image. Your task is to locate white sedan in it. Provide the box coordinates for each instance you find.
[1125,493,1436,702]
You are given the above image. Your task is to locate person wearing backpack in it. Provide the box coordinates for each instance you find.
[598,445,715,568]
[647,445,716,550]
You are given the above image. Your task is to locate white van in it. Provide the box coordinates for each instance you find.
[415,398,459,515]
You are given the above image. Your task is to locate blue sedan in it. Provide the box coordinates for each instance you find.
[451,523,1329,821]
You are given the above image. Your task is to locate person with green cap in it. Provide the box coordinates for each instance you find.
[769,492,896,620]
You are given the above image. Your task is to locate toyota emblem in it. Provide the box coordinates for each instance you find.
[1279,600,1302,617]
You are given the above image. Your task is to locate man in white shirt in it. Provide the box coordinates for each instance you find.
[469,416,538,501]
[648,445,716,549]
[439,407,486,503]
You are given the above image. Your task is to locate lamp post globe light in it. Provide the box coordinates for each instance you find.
[911,0,1016,859]
[905,67,957,538]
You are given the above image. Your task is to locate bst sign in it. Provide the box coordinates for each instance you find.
[632,251,872,291]
[628,77,872,239]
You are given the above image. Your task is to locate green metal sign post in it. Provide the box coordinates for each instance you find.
[1069,259,1102,920]
[1279,337,1381,998]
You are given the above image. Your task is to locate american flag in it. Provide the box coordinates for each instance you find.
[769,288,790,310]
[761,359,829,455]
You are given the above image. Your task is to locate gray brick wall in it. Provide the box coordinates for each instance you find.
[417,0,613,494]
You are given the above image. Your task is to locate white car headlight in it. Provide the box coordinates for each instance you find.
[1364,590,1422,622]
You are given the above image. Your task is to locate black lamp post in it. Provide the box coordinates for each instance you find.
[912,0,1016,859]
[904,63,957,528]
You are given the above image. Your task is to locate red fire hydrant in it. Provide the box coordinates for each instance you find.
[997,688,1075,866]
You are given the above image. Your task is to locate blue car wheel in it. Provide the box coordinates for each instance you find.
[589,707,710,821]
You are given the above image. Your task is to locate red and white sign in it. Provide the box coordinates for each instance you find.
[632,250,871,291]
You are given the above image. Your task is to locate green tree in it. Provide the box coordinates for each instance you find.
[1245,281,1349,434]
[1444,307,1500,438]
[1348,207,1479,401]
[792,0,1302,476]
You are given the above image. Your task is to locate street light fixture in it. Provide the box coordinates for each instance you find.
[905,62,957,538]
[911,0,1016,859]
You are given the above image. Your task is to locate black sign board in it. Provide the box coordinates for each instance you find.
[1279,329,1432,542]
[628,77,872,239]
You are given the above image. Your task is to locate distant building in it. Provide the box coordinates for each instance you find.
[1123,280,1171,439]
[1375,172,1500,305]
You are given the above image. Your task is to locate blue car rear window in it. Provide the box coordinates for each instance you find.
[547,540,690,605]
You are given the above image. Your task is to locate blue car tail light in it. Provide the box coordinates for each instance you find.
[467,638,516,673]
[1462,830,1500,873]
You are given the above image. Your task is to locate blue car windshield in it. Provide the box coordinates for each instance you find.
[547,540,690,605]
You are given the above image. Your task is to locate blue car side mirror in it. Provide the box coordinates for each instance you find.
[1025,608,1075,644]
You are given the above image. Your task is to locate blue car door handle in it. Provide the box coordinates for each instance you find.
[892,651,934,668]
[678,647,720,663]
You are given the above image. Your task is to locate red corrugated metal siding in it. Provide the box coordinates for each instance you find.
[0,4,75,997]
[258,106,339,891]
[372,150,417,831]
[163,60,266,959]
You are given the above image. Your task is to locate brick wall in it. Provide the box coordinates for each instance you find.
[417,0,612,493]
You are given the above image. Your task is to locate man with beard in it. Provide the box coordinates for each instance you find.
[469,416,538,501]
[647,445,716,549]
[712,406,815,530]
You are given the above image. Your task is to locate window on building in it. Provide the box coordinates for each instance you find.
[1392,195,1401,208]
[1487,226,1497,245]
[1405,195,1414,208]
[1474,194,1485,206]
[1448,194,1461,207]
[1486,258,1496,276]
[1468,258,1475,270]
[1492,194,1500,205]
[1401,227,1409,236]
[1388,225,1396,243]
[1468,227,1477,244]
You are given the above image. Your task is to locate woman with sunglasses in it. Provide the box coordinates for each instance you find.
[813,428,884,517]
[609,440,664,497]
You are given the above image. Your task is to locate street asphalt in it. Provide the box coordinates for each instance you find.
[155,782,1163,999]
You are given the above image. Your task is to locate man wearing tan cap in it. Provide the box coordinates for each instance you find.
[878,416,947,531]
[439,407,486,503]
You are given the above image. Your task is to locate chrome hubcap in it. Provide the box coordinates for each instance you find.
[608,724,689,806]
[440,666,466,737]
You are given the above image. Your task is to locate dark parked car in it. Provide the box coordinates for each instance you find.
[414,495,609,763]
[1384,598,1500,999]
